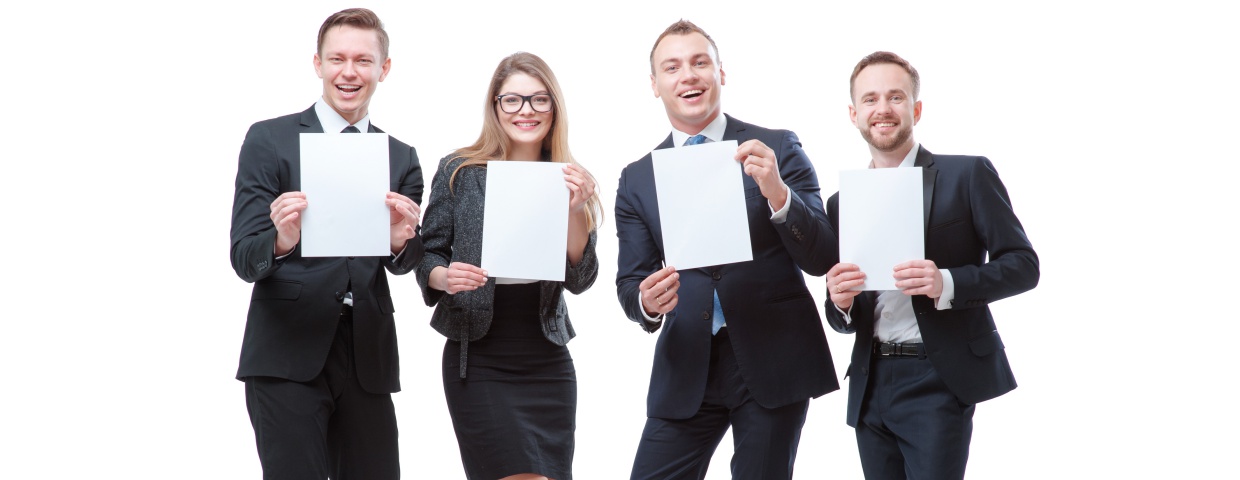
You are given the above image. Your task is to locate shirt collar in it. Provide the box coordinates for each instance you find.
[314,97,370,134]
[671,113,728,147]
[870,143,921,169]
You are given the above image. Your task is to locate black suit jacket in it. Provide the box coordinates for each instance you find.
[615,114,839,419]
[230,105,424,394]
[824,145,1038,427]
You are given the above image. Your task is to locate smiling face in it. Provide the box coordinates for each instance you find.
[651,33,725,134]
[850,63,921,154]
[314,25,390,125]
[495,72,553,159]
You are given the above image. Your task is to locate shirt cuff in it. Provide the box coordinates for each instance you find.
[935,269,955,310]
[769,184,791,224]
[391,243,406,260]
[638,291,663,323]
[834,301,854,326]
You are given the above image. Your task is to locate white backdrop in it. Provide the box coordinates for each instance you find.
[2,0,1235,478]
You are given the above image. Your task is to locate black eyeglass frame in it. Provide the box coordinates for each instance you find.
[494,94,554,114]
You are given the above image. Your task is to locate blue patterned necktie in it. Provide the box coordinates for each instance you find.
[342,125,360,133]
[683,134,726,334]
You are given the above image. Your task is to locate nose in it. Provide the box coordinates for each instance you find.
[518,99,536,115]
[342,60,359,78]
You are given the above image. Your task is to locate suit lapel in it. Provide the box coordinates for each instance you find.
[299,105,325,133]
[913,145,936,231]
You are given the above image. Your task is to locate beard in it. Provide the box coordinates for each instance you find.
[859,122,913,152]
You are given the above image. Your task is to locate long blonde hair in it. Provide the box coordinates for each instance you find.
[451,52,603,231]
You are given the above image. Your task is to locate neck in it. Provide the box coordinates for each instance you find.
[671,110,720,136]
[510,143,542,161]
[334,106,366,126]
[870,140,915,168]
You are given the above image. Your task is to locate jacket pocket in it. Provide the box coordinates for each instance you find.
[378,295,395,314]
[968,330,1005,357]
[252,279,302,300]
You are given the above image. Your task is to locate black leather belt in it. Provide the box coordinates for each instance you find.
[873,341,924,357]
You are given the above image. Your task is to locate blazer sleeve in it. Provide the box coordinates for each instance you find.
[229,122,284,283]
[414,156,458,307]
[384,141,425,275]
[563,229,599,295]
[614,163,663,333]
[768,130,838,276]
[946,157,1040,309]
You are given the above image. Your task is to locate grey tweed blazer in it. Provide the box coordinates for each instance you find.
[415,155,599,377]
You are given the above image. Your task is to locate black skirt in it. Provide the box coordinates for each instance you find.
[442,283,576,480]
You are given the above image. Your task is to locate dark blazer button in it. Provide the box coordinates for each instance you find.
[335,291,345,301]
[712,271,722,281]
[702,311,710,320]
[347,256,356,260]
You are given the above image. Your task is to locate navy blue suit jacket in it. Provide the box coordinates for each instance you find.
[824,146,1038,427]
[615,115,839,419]
[230,105,424,394]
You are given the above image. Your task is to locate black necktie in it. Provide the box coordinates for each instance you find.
[342,125,360,133]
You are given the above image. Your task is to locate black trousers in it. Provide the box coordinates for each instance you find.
[630,328,810,480]
[856,355,974,480]
[244,308,399,480]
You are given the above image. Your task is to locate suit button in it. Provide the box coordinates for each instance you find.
[335,291,345,301]
[347,256,356,260]
[861,367,869,375]
[702,311,710,320]
[712,272,722,281]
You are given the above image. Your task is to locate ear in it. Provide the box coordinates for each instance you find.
[651,74,659,98]
[719,63,726,86]
[912,100,922,125]
[849,103,858,128]
[378,57,391,82]
[314,54,323,78]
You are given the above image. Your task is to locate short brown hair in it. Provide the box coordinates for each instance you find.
[649,19,719,74]
[317,8,389,60]
[850,51,920,101]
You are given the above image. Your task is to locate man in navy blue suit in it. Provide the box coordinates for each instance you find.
[824,51,1039,480]
[615,19,838,479]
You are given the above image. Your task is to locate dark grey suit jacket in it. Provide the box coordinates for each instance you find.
[824,145,1039,427]
[415,155,599,377]
[230,105,424,394]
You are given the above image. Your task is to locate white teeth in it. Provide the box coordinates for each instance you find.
[875,122,896,127]
[680,90,703,98]
[515,122,539,127]
[338,85,361,92]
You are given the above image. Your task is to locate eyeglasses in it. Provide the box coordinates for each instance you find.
[495,93,553,114]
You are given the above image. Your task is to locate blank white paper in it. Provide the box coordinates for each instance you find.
[481,161,569,282]
[651,140,753,270]
[299,133,391,257]
[839,167,925,291]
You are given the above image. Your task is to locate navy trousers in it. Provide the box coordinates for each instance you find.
[856,355,974,480]
[630,328,809,480]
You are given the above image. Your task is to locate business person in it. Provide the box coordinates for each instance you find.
[414,52,601,480]
[824,51,1039,480]
[614,20,838,479]
[228,8,423,479]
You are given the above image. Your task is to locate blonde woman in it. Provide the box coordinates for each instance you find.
[415,52,601,480]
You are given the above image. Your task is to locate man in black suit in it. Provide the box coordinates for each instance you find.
[824,51,1039,480]
[615,19,838,479]
[228,8,422,479]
